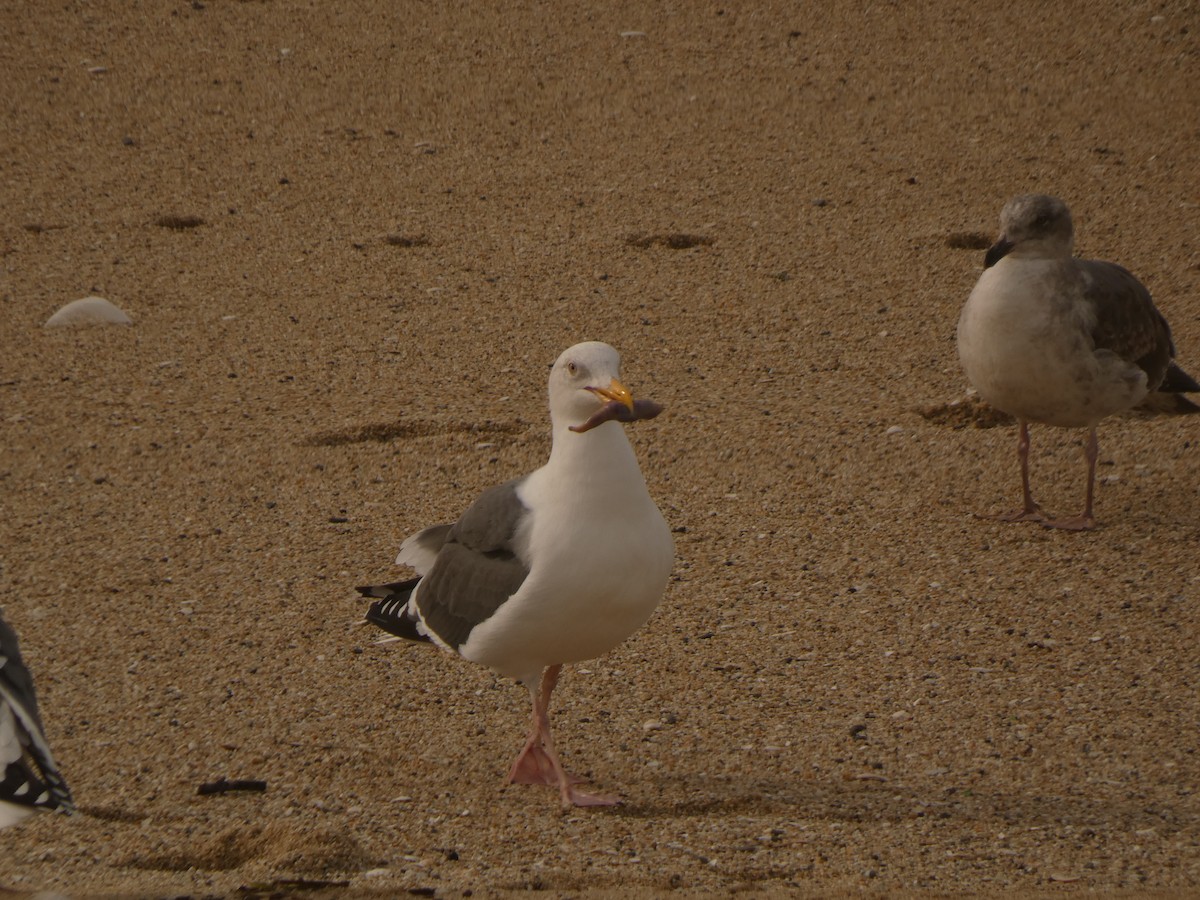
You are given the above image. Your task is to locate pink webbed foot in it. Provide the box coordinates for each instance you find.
[562,784,621,808]
[507,665,623,808]
[507,743,584,786]
[508,747,619,807]
[507,744,618,807]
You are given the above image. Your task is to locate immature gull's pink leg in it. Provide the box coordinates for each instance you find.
[1041,427,1099,531]
[980,420,1047,524]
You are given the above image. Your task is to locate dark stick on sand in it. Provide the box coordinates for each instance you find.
[197,777,268,795]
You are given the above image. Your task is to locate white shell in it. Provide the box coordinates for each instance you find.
[45,296,132,328]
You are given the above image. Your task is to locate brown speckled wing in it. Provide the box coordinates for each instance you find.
[414,477,531,651]
[1081,260,1174,390]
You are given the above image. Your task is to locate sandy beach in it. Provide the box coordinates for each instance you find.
[2,1,1199,896]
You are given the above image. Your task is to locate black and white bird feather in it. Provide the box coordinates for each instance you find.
[357,341,673,807]
[0,611,74,828]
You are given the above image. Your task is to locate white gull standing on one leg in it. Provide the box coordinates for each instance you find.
[0,611,75,828]
[957,193,1199,530]
[357,341,674,808]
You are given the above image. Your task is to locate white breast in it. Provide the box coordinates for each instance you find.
[458,427,673,683]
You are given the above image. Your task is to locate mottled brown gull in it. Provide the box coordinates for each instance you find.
[957,194,1198,530]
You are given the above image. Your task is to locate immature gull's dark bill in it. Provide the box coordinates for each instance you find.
[357,341,673,808]
[957,193,1199,530]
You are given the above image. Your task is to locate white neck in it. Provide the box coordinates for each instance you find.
[546,419,648,498]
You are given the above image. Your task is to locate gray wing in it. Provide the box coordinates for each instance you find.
[1081,259,1174,390]
[414,477,531,651]
[0,613,74,815]
[396,523,454,574]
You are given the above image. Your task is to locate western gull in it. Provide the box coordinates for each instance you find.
[357,341,674,807]
[0,611,75,828]
[957,193,1199,530]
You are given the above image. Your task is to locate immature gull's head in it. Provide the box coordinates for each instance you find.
[985,193,1074,267]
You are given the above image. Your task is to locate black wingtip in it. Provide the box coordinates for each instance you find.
[0,613,74,816]
[48,778,75,815]
[0,756,74,816]
[359,578,432,644]
[356,579,422,600]
[1160,361,1200,394]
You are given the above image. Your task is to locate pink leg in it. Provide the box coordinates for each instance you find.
[1041,427,1098,531]
[507,667,576,787]
[981,420,1047,524]
[504,665,620,808]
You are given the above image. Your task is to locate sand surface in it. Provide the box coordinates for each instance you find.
[2,1,1200,897]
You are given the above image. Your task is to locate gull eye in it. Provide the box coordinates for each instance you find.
[567,361,578,376]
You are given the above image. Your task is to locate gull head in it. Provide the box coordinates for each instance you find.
[985,193,1074,267]
[548,342,662,434]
